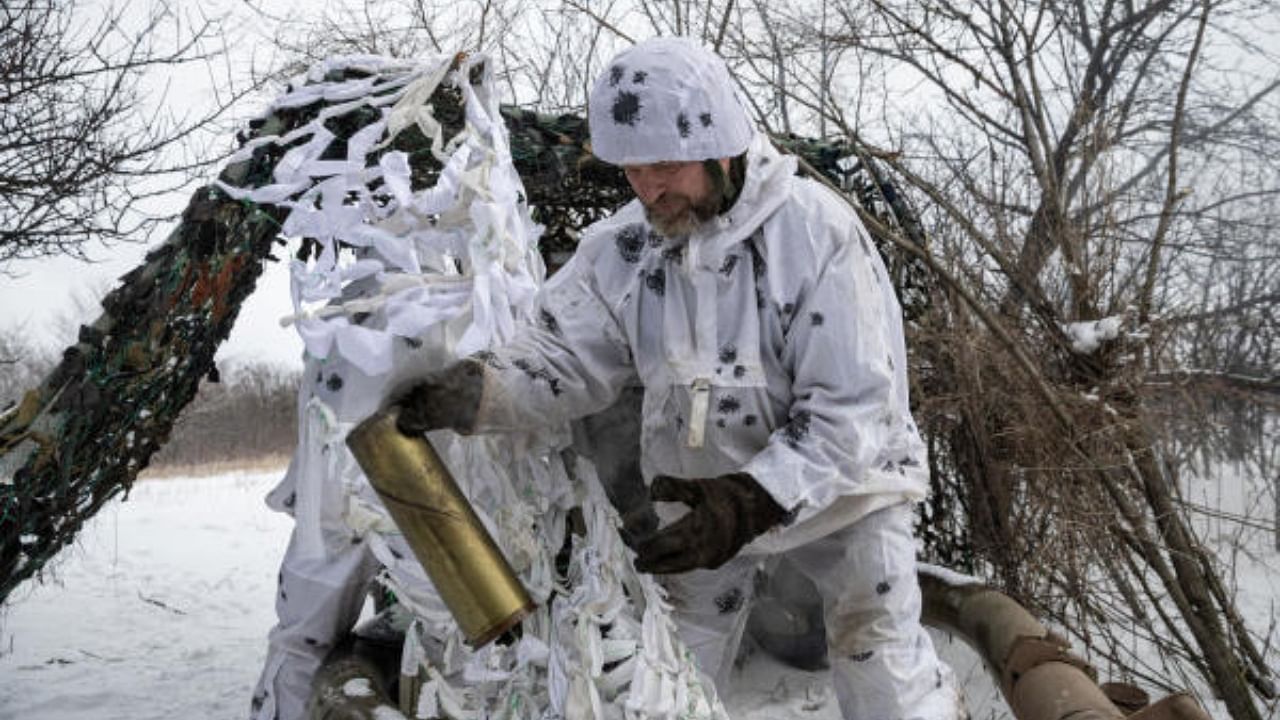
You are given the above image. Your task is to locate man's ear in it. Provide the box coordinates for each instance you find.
[703,156,742,213]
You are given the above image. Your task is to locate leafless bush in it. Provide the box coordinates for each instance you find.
[149,362,299,469]
[2,324,297,469]
[797,1,1280,714]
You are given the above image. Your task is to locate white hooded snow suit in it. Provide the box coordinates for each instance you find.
[466,124,959,715]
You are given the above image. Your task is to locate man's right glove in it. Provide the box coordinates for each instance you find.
[633,472,788,574]
[394,358,486,435]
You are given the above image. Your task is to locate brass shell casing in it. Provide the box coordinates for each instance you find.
[346,408,535,648]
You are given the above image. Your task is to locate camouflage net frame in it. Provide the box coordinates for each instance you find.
[0,62,931,605]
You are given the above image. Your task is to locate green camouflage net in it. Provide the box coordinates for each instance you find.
[0,63,931,605]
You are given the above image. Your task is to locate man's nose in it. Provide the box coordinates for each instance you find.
[629,170,664,204]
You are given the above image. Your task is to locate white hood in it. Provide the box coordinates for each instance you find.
[588,37,754,165]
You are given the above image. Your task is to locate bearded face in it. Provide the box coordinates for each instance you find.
[624,160,727,237]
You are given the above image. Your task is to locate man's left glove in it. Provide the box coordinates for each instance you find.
[633,472,788,574]
[394,358,486,435]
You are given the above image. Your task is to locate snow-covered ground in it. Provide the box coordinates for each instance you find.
[0,467,1272,719]
[0,472,290,720]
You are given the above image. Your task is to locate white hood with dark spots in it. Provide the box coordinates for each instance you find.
[588,37,753,165]
[475,134,929,552]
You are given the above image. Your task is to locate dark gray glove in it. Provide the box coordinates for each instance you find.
[633,472,788,574]
[394,359,485,435]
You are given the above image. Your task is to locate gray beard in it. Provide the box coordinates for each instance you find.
[644,195,721,238]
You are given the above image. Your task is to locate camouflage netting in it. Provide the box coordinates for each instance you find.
[0,61,930,605]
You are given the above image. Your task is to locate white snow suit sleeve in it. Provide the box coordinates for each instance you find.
[468,234,639,432]
[741,191,922,525]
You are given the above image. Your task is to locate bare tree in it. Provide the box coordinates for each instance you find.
[707,0,1280,716]
[0,0,244,267]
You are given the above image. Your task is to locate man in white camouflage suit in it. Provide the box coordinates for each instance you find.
[399,37,961,718]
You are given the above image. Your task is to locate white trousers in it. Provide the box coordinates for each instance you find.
[249,529,379,720]
[661,502,960,719]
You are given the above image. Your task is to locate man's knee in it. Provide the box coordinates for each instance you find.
[825,558,924,656]
[827,601,913,657]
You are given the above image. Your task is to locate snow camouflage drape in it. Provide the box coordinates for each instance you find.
[237,53,728,718]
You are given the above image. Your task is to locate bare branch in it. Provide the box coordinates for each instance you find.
[1137,0,1211,324]
[561,0,635,44]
